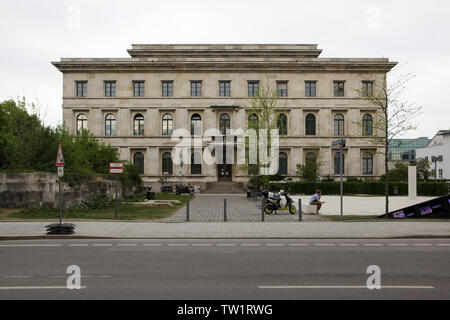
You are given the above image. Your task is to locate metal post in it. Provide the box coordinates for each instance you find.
[298,199,302,222]
[435,161,437,182]
[186,199,190,222]
[115,175,118,219]
[340,144,344,220]
[58,177,62,225]
[261,198,265,222]
[224,199,227,222]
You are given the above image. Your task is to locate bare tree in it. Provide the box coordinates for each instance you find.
[357,70,422,215]
[241,76,280,190]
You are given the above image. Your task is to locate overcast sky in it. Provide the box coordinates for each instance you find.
[1,0,449,138]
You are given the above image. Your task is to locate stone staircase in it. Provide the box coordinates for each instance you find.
[203,181,246,194]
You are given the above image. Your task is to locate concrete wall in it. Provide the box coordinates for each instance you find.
[0,173,119,208]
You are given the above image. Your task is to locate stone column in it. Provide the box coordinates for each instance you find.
[408,166,417,199]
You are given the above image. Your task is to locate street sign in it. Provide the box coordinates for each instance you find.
[109,162,124,174]
[55,141,65,167]
[332,139,346,147]
[57,166,64,177]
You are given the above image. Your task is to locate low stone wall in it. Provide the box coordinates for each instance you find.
[0,173,120,208]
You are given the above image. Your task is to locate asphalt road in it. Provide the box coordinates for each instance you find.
[0,239,449,300]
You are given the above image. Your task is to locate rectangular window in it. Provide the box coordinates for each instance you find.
[105,81,116,97]
[305,81,316,97]
[76,81,87,97]
[162,81,173,97]
[277,81,288,97]
[334,81,345,97]
[219,81,231,97]
[133,81,145,97]
[248,81,259,97]
[362,81,373,97]
[191,81,202,97]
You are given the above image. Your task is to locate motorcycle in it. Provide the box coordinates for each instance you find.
[175,184,194,195]
[262,190,297,215]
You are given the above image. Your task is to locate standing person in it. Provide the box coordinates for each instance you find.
[309,190,326,214]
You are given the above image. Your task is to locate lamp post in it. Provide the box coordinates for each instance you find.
[332,139,346,220]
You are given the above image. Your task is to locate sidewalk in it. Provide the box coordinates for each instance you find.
[0,221,449,239]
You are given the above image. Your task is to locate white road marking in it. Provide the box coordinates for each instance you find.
[266,244,285,247]
[436,244,450,246]
[363,244,383,246]
[68,244,88,247]
[3,275,32,279]
[314,244,335,246]
[92,244,113,247]
[0,286,87,290]
[412,244,433,247]
[167,244,187,247]
[142,244,163,247]
[0,244,62,247]
[388,244,409,246]
[242,244,261,246]
[339,244,359,246]
[259,285,434,289]
[117,244,138,247]
[192,244,213,247]
[289,244,310,246]
[217,244,236,247]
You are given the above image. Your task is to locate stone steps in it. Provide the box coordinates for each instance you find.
[203,182,245,194]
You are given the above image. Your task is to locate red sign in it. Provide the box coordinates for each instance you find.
[109,162,124,174]
[55,141,65,167]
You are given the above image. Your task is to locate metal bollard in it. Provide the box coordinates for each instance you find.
[298,199,302,222]
[261,198,265,222]
[186,199,190,222]
[224,199,227,222]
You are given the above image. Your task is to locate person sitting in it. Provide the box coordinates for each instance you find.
[309,190,326,214]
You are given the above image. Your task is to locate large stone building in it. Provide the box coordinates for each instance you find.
[52,44,397,189]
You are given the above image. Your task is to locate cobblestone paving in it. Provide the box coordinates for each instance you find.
[160,194,315,222]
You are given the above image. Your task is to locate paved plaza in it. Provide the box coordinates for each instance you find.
[161,194,436,222]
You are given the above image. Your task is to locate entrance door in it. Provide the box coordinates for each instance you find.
[218,164,232,181]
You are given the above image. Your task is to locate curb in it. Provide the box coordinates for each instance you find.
[1,235,450,241]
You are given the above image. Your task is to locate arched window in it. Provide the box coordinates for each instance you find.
[248,113,259,130]
[278,152,288,175]
[219,113,230,135]
[334,114,344,136]
[277,113,288,136]
[306,152,317,165]
[76,114,87,135]
[105,114,116,136]
[362,114,373,136]
[305,114,316,135]
[191,152,202,175]
[334,152,345,175]
[162,114,173,135]
[162,152,173,175]
[133,114,144,136]
[191,114,202,136]
[133,152,144,175]
[362,153,373,175]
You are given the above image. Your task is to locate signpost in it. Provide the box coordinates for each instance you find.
[332,139,346,220]
[55,141,65,225]
[110,162,124,219]
[46,141,75,234]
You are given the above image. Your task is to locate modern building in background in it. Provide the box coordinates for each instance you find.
[52,44,396,188]
[388,137,430,169]
[416,130,450,180]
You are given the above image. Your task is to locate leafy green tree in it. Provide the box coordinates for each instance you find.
[416,158,431,182]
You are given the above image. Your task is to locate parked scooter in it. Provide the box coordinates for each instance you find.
[262,190,296,215]
[175,184,194,195]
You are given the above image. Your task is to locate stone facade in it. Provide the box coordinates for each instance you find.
[52,44,397,188]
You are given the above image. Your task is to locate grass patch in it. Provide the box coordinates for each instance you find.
[5,193,193,221]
